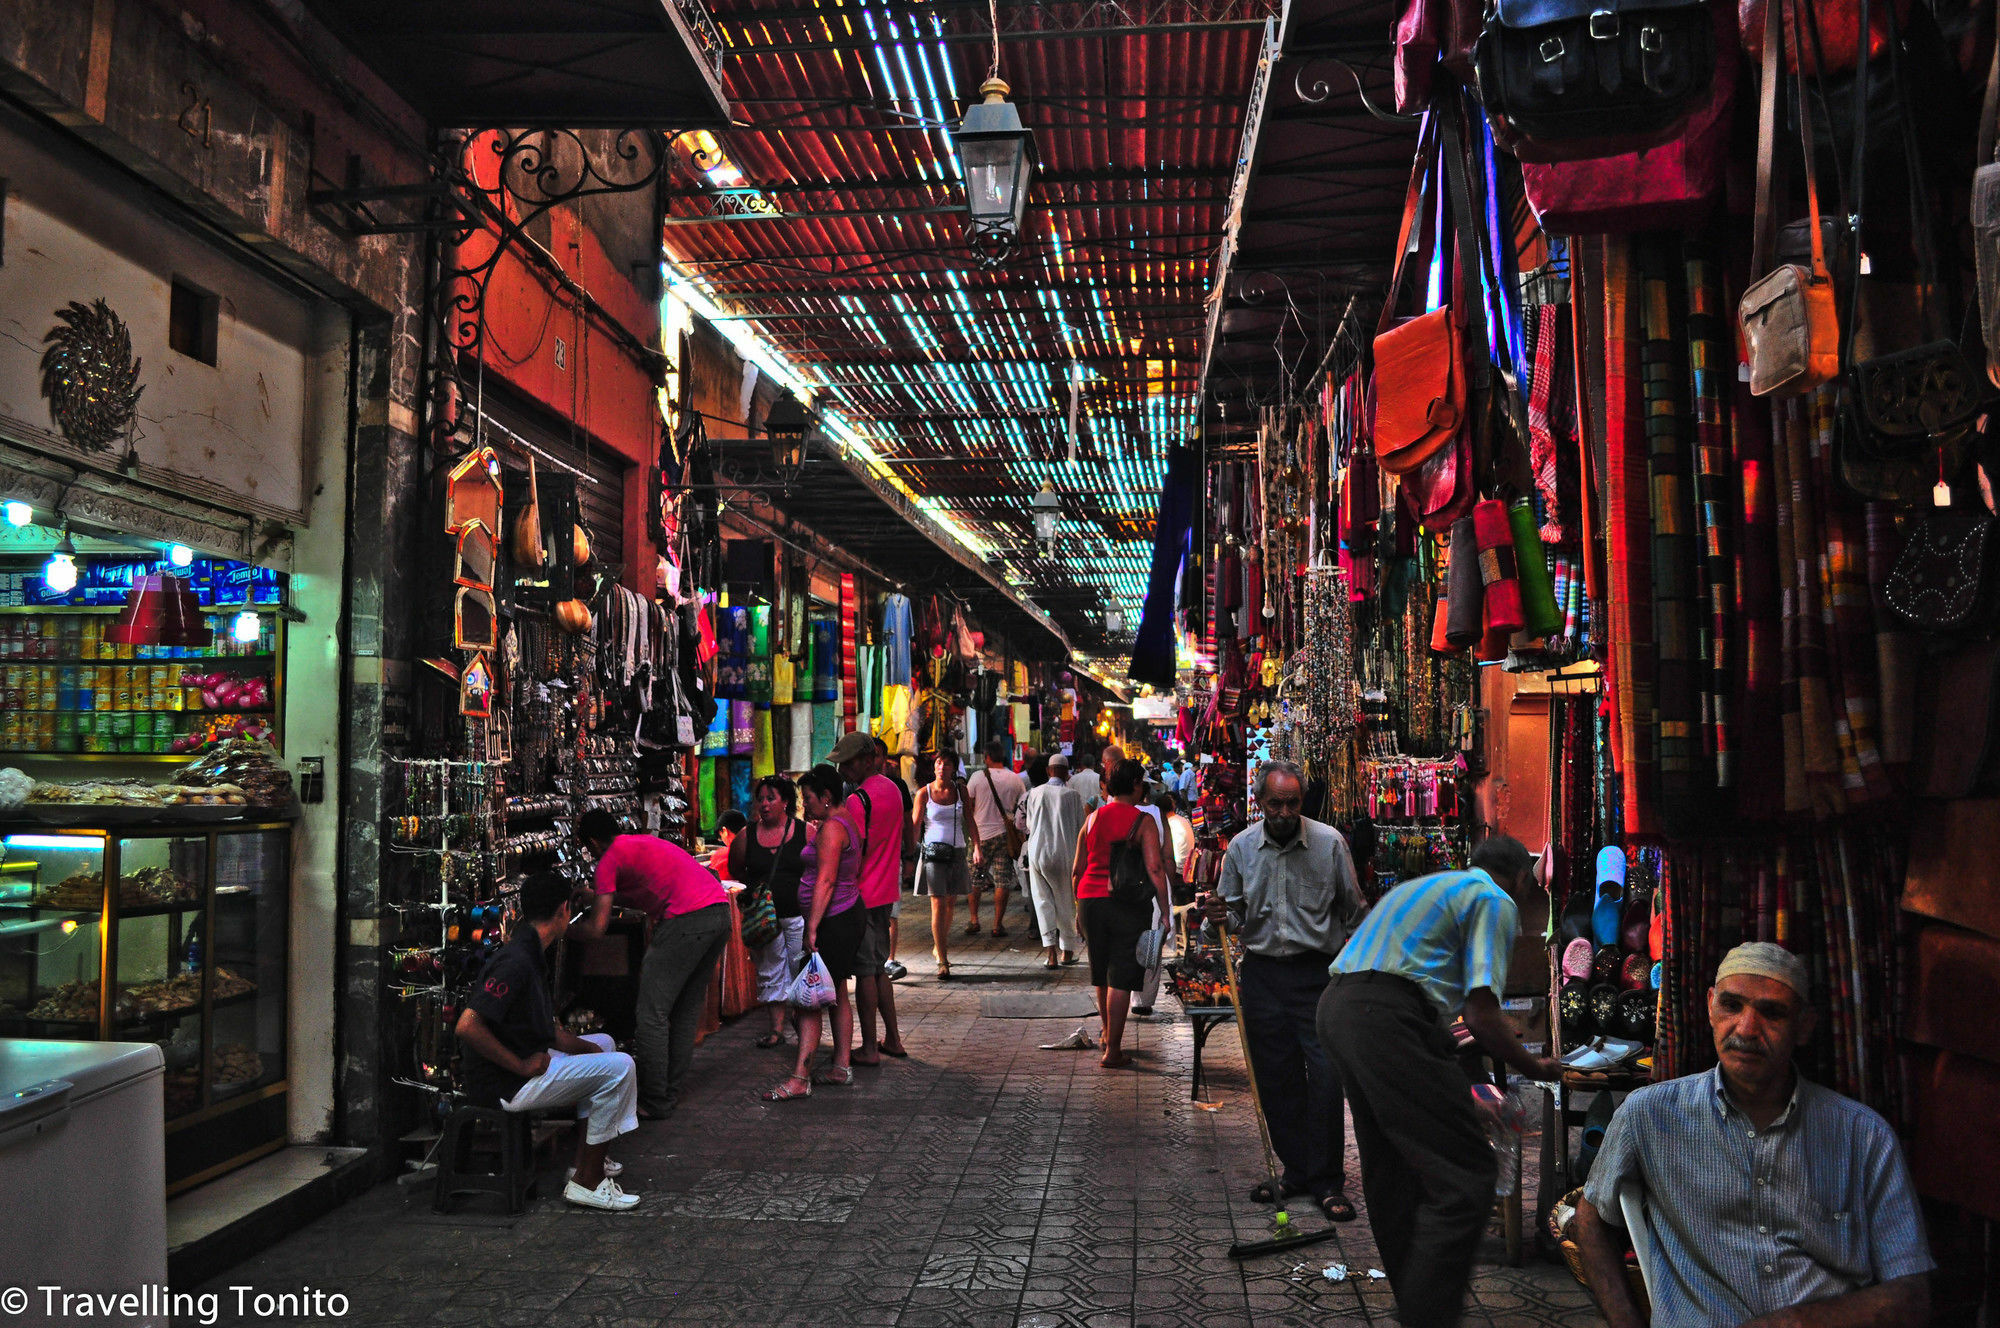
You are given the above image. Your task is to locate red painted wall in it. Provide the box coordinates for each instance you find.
[456,134,662,598]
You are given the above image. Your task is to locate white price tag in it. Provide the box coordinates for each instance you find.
[1934,481,1953,507]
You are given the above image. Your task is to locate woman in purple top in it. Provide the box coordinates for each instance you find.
[763,764,866,1101]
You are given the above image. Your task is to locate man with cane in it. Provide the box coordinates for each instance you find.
[1199,759,1365,1223]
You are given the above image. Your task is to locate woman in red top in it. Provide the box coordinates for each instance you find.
[1070,759,1172,1068]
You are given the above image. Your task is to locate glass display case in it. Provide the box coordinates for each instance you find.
[0,822,290,1191]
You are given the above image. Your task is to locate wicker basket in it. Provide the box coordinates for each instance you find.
[1552,1187,1650,1316]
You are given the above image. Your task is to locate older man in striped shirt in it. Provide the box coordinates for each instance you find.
[1316,834,1562,1328]
[1573,942,1932,1328]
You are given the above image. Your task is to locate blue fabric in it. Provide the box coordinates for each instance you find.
[883,593,913,687]
[1583,1068,1935,1327]
[1130,443,1199,690]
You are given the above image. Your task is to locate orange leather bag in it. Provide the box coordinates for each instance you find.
[1372,111,1480,476]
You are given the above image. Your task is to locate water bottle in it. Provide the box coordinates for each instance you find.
[180,925,203,976]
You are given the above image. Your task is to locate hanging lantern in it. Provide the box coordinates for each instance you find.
[1030,480,1061,550]
[766,391,812,475]
[954,78,1035,268]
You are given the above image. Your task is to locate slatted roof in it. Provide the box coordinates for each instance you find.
[1199,0,1416,437]
[665,0,1279,665]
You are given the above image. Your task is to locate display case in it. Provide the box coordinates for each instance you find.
[0,821,290,1192]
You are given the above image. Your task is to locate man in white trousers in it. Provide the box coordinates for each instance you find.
[455,871,641,1211]
[1022,753,1087,967]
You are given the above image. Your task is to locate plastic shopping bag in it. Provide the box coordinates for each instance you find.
[786,951,838,1009]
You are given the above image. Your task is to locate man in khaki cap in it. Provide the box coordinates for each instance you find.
[1573,942,1933,1328]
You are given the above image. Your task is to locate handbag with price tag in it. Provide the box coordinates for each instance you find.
[1738,0,1838,399]
[1885,508,2000,636]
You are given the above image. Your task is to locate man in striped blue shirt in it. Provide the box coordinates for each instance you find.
[1316,834,1562,1328]
[1573,942,1933,1328]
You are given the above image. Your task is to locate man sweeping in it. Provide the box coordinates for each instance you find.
[1199,759,1364,1223]
[1316,833,1562,1328]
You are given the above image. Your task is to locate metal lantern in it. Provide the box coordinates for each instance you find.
[766,391,812,474]
[1104,609,1125,634]
[1030,480,1060,549]
[955,78,1035,267]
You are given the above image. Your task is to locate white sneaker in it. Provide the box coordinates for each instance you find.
[563,1176,639,1211]
[565,1159,623,1180]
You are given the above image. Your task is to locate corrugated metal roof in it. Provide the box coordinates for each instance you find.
[665,0,1278,656]
[1200,0,1416,438]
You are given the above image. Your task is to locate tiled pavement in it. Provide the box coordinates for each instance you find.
[197,904,1603,1326]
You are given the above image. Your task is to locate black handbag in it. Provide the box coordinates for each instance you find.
[920,786,963,865]
[1472,0,1714,146]
[1884,508,2000,636]
[1832,0,1986,502]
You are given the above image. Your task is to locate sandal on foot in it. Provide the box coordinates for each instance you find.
[812,1065,854,1086]
[755,1032,785,1049]
[963,921,982,936]
[991,926,1008,938]
[760,1077,812,1102]
[1316,1192,1358,1222]
[1249,1179,1309,1205]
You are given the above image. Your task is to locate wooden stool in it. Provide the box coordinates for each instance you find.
[432,1105,537,1214]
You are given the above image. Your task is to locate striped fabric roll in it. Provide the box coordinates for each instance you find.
[1599,238,1657,834]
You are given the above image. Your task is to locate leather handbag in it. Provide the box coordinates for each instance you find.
[1521,0,1735,233]
[1394,0,1483,111]
[1843,0,1985,465]
[1885,507,2000,636]
[738,829,787,950]
[1472,0,1714,161]
[1372,111,1483,478]
[1975,33,2000,388]
[1915,638,2000,797]
[1738,0,1838,399]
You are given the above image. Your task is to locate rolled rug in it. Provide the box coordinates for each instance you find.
[1446,516,1484,648]
[1509,499,1563,638]
[1474,499,1524,636]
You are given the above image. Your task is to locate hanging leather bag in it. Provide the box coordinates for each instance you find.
[1885,507,2000,636]
[1844,0,1986,466]
[1740,0,1906,75]
[1372,111,1484,478]
[1975,35,2000,388]
[1472,0,1714,160]
[1738,0,1839,399]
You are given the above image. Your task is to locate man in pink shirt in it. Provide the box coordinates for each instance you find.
[573,810,730,1118]
[831,732,910,1064]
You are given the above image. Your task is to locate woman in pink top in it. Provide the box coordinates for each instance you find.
[763,764,867,1101]
[575,810,730,1118]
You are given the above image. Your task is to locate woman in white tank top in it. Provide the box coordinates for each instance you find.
[910,748,972,978]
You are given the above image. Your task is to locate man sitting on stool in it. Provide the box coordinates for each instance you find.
[455,871,641,1212]
[1573,942,1933,1328]
[1200,759,1365,1222]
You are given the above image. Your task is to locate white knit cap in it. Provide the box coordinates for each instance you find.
[1714,942,1810,1000]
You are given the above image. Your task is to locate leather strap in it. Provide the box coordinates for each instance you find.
[1438,101,1491,386]
[1982,11,2000,167]
[1751,0,1784,277]
[1881,0,1951,344]
[1790,0,1829,283]
[1838,0,1871,380]
[1378,114,1442,338]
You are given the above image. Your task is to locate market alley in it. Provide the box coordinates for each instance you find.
[195,912,1594,1328]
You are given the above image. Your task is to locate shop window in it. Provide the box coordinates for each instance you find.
[168,278,218,365]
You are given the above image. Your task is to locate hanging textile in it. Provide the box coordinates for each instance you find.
[1685,247,1736,789]
[751,708,776,778]
[698,757,718,836]
[883,592,913,687]
[840,574,859,729]
[1599,237,1658,834]
[1132,443,1199,688]
[788,700,815,770]
[729,700,755,755]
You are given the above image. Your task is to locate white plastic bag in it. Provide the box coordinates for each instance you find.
[787,951,838,1009]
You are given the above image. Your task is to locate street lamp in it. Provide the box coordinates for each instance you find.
[1030,480,1060,551]
[766,391,812,480]
[955,78,1035,268]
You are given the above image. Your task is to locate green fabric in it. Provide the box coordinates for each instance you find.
[698,758,718,836]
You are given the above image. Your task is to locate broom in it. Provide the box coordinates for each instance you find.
[1216,918,1342,1259]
